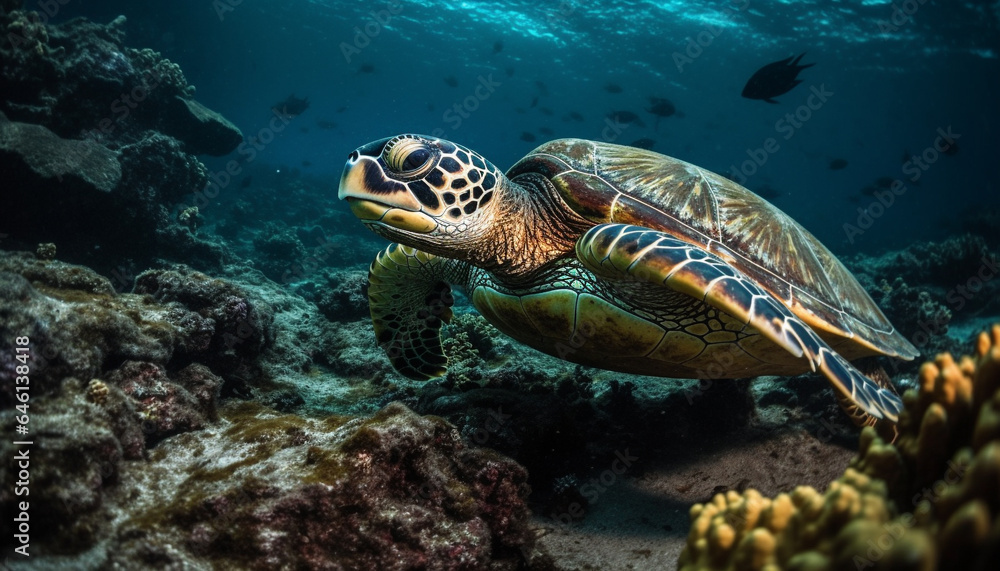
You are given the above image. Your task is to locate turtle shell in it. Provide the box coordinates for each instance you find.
[506,139,918,361]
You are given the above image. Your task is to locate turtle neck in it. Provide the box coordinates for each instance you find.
[468,172,592,285]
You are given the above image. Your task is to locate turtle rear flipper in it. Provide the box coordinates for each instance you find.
[576,223,903,424]
[368,244,456,380]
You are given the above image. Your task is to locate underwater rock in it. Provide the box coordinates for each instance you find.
[0,252,257,418]
[0,379,125,553]
[678,325,1000,570]
[133,267,275,380]
[0,110,121,191]
[162,96,243,156]
[1,9,239,273]
[0,10,239,154]
[844,234,996,291]
[101,401,533,570]
[108,360,221,443]
[250,221,309,283]
[843,234,1000,374]
[310,267,370,322]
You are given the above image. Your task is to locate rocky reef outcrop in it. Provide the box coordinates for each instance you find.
[1,8,241,273]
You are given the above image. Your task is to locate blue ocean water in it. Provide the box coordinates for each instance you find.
[3,3,999,568]
[55,0,1000,254]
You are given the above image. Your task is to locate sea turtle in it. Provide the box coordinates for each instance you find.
[338,134,918,430]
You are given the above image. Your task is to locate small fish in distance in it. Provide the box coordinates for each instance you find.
[271,94,309,119]
[742,53,814,104]
[646,96,676,129]
[829,158,848,170]
[607,110,645,128]
[630,138,656,150]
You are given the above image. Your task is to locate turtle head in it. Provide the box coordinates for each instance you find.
[339,134,506,253]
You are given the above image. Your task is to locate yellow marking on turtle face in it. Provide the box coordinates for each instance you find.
[347,198,390,220]
[575,293,665,356]
[647,330,706,364]
[381,208,437,233]
[347,199,437,233]
[520,290,577,339]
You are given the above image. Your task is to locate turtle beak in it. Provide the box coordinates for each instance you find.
[339,142,437,234]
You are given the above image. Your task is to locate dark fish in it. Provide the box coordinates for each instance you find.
[539,126,554,136]
[240,176,252,188]
[741,53,814,104]
[300,126,309,133]
[647,97,676,117]
[302,160,312,167]
[539,107,554,116]
[608,110,645,128]
[901,149,911,163]
[646,97,676,129]
[753,184,781,200]
[427,102,435,111]
[604,82,623,93]
[534,80,549,95]
[359,62,375,73]
[520,131,537,142]
[941,139,959,156]
[564,111,584,122]
[505,66,515,77]
[828,158,848,170]
[444,76,459,87]
[336,105,347,113]
[860,185,878,197]
[271,94,310,118]
[630,138,655,150]
[493,40,503,54]
[316,120,336,130]
[529,96,539,108]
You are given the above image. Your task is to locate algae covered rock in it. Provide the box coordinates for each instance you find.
[107,401,533,570]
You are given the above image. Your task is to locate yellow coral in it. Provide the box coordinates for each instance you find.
[679,325,1000,571]
[86,378,109,405]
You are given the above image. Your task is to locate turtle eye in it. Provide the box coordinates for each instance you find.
[403,147,430,171]
[385,138,435,176]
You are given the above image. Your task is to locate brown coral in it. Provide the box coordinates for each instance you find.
[679,325,1000,571]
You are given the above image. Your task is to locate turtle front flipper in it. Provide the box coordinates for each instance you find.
[575,223,903,423]
[367,244,457,380]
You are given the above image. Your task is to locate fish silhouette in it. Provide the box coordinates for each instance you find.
[271,94,309,118]
[742,53,814,104]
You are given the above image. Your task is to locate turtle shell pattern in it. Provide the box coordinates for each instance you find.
[502,139,918,363]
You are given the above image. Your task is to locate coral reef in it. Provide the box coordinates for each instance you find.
[678,325,1000,570]
[102,401,533,570]
[844,234,1000,375]
[0,393,534,568]
[1,9,239,273]
[132,267,275,380]
[0,10,238,153]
